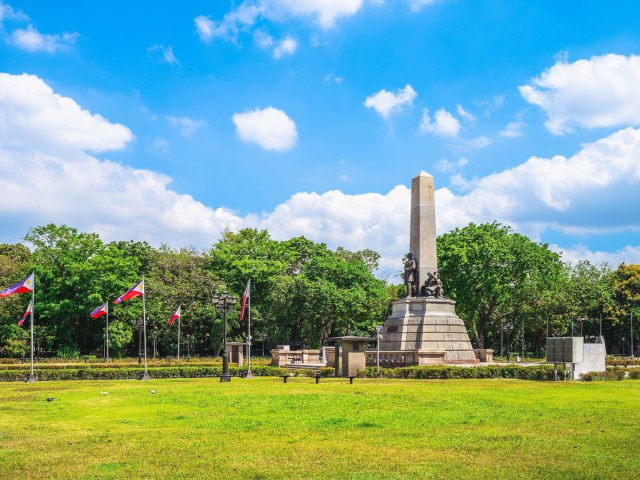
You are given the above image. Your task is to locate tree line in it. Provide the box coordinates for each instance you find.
[0,222,637,358]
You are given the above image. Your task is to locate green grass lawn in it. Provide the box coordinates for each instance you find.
[0,378,638,479]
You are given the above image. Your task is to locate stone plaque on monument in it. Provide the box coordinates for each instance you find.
[379,171,478,364]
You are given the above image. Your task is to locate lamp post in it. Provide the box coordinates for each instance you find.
[136,317,143,364]
[152,321,157,359]
[375,325,383,376]
[260,332,268,357]
[503,323,515,361]
[631,312,634,359]
[213,291,236,382]
[577,317,587,338]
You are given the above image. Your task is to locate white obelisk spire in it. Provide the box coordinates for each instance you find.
[409,171,438,290]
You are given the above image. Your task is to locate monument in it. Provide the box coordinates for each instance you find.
[379,172,479,364]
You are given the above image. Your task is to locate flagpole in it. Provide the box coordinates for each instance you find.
[106,303,110,363]
[246,279,253,378]
[177,314,181,364]
[27,273,36,383]
[141,275,150,380]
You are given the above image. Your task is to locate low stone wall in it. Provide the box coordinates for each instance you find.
[474,349,494,363]
[271,349,321,367]
[365,350,447,367]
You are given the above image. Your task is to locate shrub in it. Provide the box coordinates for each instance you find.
[358,364,555,380]
[0,365,290,382]
[56,346,80,359]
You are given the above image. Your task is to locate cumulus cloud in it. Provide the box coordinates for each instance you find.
[194,0,363,46]
[364,85,417,120]
[8,24,78,53]
[2,73,638,278]
[420,108,461,137]
[0,73,133,153]
[0,1,27,23]
[456,104,475,122]
[520,54,640,135]
[165,116,205,136]
[406,0,439,12]
[553,244,640,267]
[0,73,242,247]
[148,45,179,66]
[272,35,298,58]
[499,118,525,138]
[232,107,298,151]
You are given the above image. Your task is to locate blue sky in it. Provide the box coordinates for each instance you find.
[0,0,639,277]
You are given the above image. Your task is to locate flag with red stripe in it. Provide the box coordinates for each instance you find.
[18,299,32,327]
[169,305,181,326]
[90,302,108,319]
[0,272,34,298]
[114,280,144,304]
[240,280,250,322]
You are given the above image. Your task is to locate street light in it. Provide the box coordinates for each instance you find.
[260,332,268,357]
[375,325,383,376]
[213,291,236,382]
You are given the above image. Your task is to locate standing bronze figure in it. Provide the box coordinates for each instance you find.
[403,253,417,297]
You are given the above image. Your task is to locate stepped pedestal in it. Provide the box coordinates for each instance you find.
[380,297,478,363]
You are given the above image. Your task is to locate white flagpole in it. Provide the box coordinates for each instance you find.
[246,279,253,377]
[28,273,36,383]
[177,312,181,364]
[106,303,110,363]
[141,276,149,380]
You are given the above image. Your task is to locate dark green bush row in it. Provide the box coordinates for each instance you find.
[0,361,226,371]
[581,367,640,381]
[0,365,288,382]
[359,364,557,380]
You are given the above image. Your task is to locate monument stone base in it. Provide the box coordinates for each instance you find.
[380,297,478,364]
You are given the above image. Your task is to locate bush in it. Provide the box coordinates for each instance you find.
[580,368,628,381]
[56,346,80,359]
[358,364,556,380]
[0,365,290,382]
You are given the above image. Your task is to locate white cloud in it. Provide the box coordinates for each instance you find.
[552,244,640,267]
[436,157,468,173]
[262,0,364,28]
[0,73,132,153]
[323,73,344,84]
[194,4,262,44]
[456,104,475,122]
[253,30,274,48]
[499,119,525,138]
[165,116,205,136]
[148,45,179,66]
[520,54,640,135]
[0,1,27,23]
[232,107,298,151]
[420,108,461,137]
[8,24,78,53]
[2,73,638,279]
[364,85,417,120]
[272,35,298,58]
[407,0,438,12]
[0,73,242,247]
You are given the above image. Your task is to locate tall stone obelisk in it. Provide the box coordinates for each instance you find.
[378,172,479,364]
[410,171,437,287]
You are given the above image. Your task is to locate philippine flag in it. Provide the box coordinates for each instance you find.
[18,300,33,327]
[240,280,250,322]
[113,280,144,304]
[90,302,108,319]
[169,305,181,326]
[0,272,34,298]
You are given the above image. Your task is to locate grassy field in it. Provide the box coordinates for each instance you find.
[0,378,638,479]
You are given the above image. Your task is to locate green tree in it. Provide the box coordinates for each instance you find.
[437,222,566,350]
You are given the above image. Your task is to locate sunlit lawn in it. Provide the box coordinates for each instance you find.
[0,377,638,479]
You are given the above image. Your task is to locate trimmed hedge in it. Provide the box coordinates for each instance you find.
[0,365,288,382]
[359,364,556,380]
[580,367,640,381]
[605,358,640,367]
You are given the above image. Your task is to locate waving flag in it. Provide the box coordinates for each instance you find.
[114,280,144,304]
[91,302,108,319]
[0,272,34,298]
[18,300,33,327]
[240,280,250,322]
[169,305,181,326]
